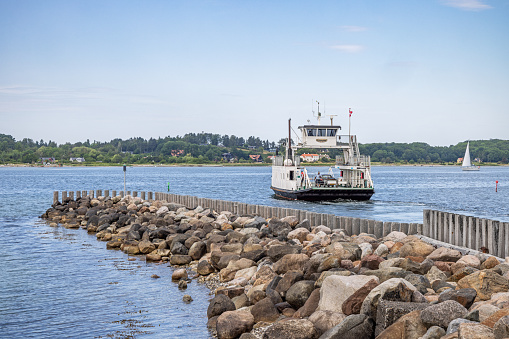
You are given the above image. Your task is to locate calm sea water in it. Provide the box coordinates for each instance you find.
[0,165,508,338]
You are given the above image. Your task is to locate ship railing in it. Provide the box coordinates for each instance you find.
[272,155,301,166]
[335,155,371,167]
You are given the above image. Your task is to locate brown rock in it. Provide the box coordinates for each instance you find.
[342,279,379,315]
[427,247,463,262]
[435,261,454,272]
[250,297,280,323]
[481,256,501,270]
[275,270,303,296]
[308,310,346,335]
[172,268,188,281]
[170,254,192,265]
[481,308,509,328]
[458,322,495,339]
[262,318,319,339]
[376,310,427,339]
[456,270,509,301]
[273,254,309,275]
[138,240,156,254]
[197,260,215,275]
[361,254,385,270]
[216,309,255,339]
[294,288,321,318]
[398,241,434,258]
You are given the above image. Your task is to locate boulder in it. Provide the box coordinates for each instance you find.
[170,254,192,265]
[494,315,509,339]
[404,273,431,295]
[138,240,156,254]
[273,254,309,275]
[288,228,310,243]
[456,255,481,269]
[262,319,319,339]
[314,271,351,288]
[458,322,495,339]
[376,310,427,339]
[171,268,188,281]
[207,294,236,319]
[361,278,418,318]
[446,318,478,335]
[361,254,384,270]
[308,310,346,335]
[427,247,463,262]
[480,256,501,270]
[189,241,207,260]
[399,240,435,258]
[319,314,375,339]
[216,309,255,339]
[275,270,303,296]
[318,275,379,314]
[285,280,315,309]
[342,278,379,315]
[426,265,448,284]
[294,288,321,318]
[438,288,477,309]
[420,300,468,328]
[456,270,509,301]
[375,301,429,336]
[197,260,214,275]
[481,308,509,328]
[250,297,279,323]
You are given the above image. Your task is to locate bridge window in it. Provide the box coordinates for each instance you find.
[318,129,326,136]
[307,129,317,136]
[327,129,337,137]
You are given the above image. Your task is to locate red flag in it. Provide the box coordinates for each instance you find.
[349,108,353,117]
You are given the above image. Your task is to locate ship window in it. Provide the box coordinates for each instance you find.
[318,129,326,136]
[327,129,337,137]
[307,129,317,136]
[289,170,294,180]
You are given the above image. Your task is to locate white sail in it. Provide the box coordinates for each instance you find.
[462,141,472,167]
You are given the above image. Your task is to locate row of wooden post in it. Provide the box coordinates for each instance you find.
[423,210,509,258]
[53,190,422,239]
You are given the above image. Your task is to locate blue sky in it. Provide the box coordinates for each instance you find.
[1,0,507,146]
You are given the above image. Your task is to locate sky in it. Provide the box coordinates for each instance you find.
[1,0,508,146]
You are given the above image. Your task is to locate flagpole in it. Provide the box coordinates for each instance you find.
[348,108,351,140]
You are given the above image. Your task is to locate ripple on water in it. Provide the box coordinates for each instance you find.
[0,218,212,338]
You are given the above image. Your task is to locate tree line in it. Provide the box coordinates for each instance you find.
[0,132,507,165]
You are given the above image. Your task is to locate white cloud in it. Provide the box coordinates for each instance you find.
[341,25,368,32]
[441,0,492,11]
[329,44,364,53]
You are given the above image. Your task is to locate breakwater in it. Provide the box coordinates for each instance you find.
[54,190,508,257]
[44,190,509,338]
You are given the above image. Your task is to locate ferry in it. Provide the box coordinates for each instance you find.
[270,107,374,201]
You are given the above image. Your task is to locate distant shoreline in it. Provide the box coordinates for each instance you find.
[1,163,506,168]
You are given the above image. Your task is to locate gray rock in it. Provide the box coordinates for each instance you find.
[250,297,279,323]
[420,300,468,328]
[263,319,319,339]
[438,288,477,309]
[188,241,207,260]
[374,300,430,336]
[404,273,431,295]
[285,280,315,310]
[446,318,478,335]
[319,314,375,339]
[421,326,446,339]
[207,294,236,319]
[494,315,509,339]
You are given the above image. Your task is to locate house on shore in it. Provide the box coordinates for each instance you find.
[70,157,86,163]
[300,153,320,162]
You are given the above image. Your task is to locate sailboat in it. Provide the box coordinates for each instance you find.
[462,141,480,171]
